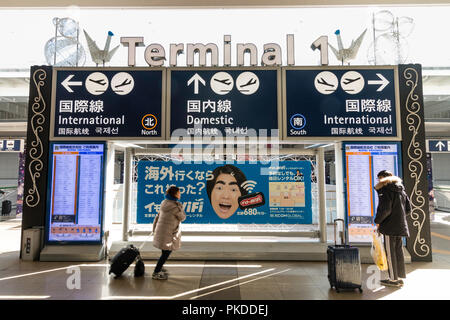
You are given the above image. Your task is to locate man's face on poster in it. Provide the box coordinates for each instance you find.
[211,173,242,219]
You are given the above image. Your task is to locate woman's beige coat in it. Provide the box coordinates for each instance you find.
[152,199,186,251]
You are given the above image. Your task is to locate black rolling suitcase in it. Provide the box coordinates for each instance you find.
[327,219,363,293]
[1,200,12,216]
[109,244,142,278]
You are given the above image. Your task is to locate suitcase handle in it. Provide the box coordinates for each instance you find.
[333,219,346,246]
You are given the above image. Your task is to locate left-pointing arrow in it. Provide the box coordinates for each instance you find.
[61,75,83,93]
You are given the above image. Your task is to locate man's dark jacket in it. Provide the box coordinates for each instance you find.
[374,176,411,237]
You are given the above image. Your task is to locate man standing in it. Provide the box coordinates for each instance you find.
[374,170,411,288]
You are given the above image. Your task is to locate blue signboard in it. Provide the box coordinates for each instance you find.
[169,68,280,137]
[136,161,312,224]
[52,69,164,139]
[0,139,22,152]
[428,140,450,152]
[284,68,398,138]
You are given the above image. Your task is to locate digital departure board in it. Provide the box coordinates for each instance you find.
[343,142,401,243]
[45,143,105,243]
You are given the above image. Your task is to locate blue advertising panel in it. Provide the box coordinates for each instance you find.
[343,142,402,243]
[136,161,312,224]
[52,68,164,139]
[45,142,106,244]
[169,68,280,137]
[284,67,398,139]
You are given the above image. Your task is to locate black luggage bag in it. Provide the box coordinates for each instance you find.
[109,244,141,278]
[327,219,363,293]
[1,200,12,216]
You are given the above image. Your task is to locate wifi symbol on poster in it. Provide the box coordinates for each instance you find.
[241,180,257,193]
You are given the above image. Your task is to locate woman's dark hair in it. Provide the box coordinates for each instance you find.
[377,170,393,178]
[206,165,248,203]
[166,186,180,198]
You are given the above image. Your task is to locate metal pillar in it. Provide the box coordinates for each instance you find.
[122,147,133,241]
[334,142,345,221]
[317,148,327,243]
[104,142,115,240]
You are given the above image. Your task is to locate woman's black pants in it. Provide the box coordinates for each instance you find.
[383,235,406,280]
[154,250,172,273]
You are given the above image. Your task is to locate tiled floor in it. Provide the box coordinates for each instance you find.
[1,215,450,300]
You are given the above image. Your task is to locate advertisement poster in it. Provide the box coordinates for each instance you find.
[137,161,312,224]
[46,143,105,243]
[344,143,401,243]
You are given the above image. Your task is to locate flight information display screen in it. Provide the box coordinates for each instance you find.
[46,143,105,243]
[343,142,401,243]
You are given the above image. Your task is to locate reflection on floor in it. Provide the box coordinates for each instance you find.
[1,215,450,300]
[1,256,449,300]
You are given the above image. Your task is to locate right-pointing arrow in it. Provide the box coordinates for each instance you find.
[368,73,389,92]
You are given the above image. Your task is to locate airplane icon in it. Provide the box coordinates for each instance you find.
[340,71,365,94]
[240,78,257,88]
[342,77,361,85]
[89,78,107,86]
[115,78,132,88]
[317,77,335,88]
[213,78,232,86]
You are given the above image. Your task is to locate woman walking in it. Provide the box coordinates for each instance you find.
[152,186,186,280]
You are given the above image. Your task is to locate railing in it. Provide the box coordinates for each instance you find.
[0,186,17,216]
[435,185,450,212]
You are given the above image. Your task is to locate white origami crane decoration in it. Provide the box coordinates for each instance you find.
[329,29,367,65]
[83,30,120,66]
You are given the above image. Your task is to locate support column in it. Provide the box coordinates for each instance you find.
[122,147,133,241]
[398,64,432,262]
[104,142,115,242]
[334,142,345,221]
[21,66,53,259]
[317,148,327,243]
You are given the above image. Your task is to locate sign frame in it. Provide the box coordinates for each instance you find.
[44,141,107,245]
[281,65,402,142]
[49,67,167,141]
[166,66,283,141]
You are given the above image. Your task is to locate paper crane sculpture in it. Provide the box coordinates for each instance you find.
[329,29,367,65]
[83,30,120,66]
